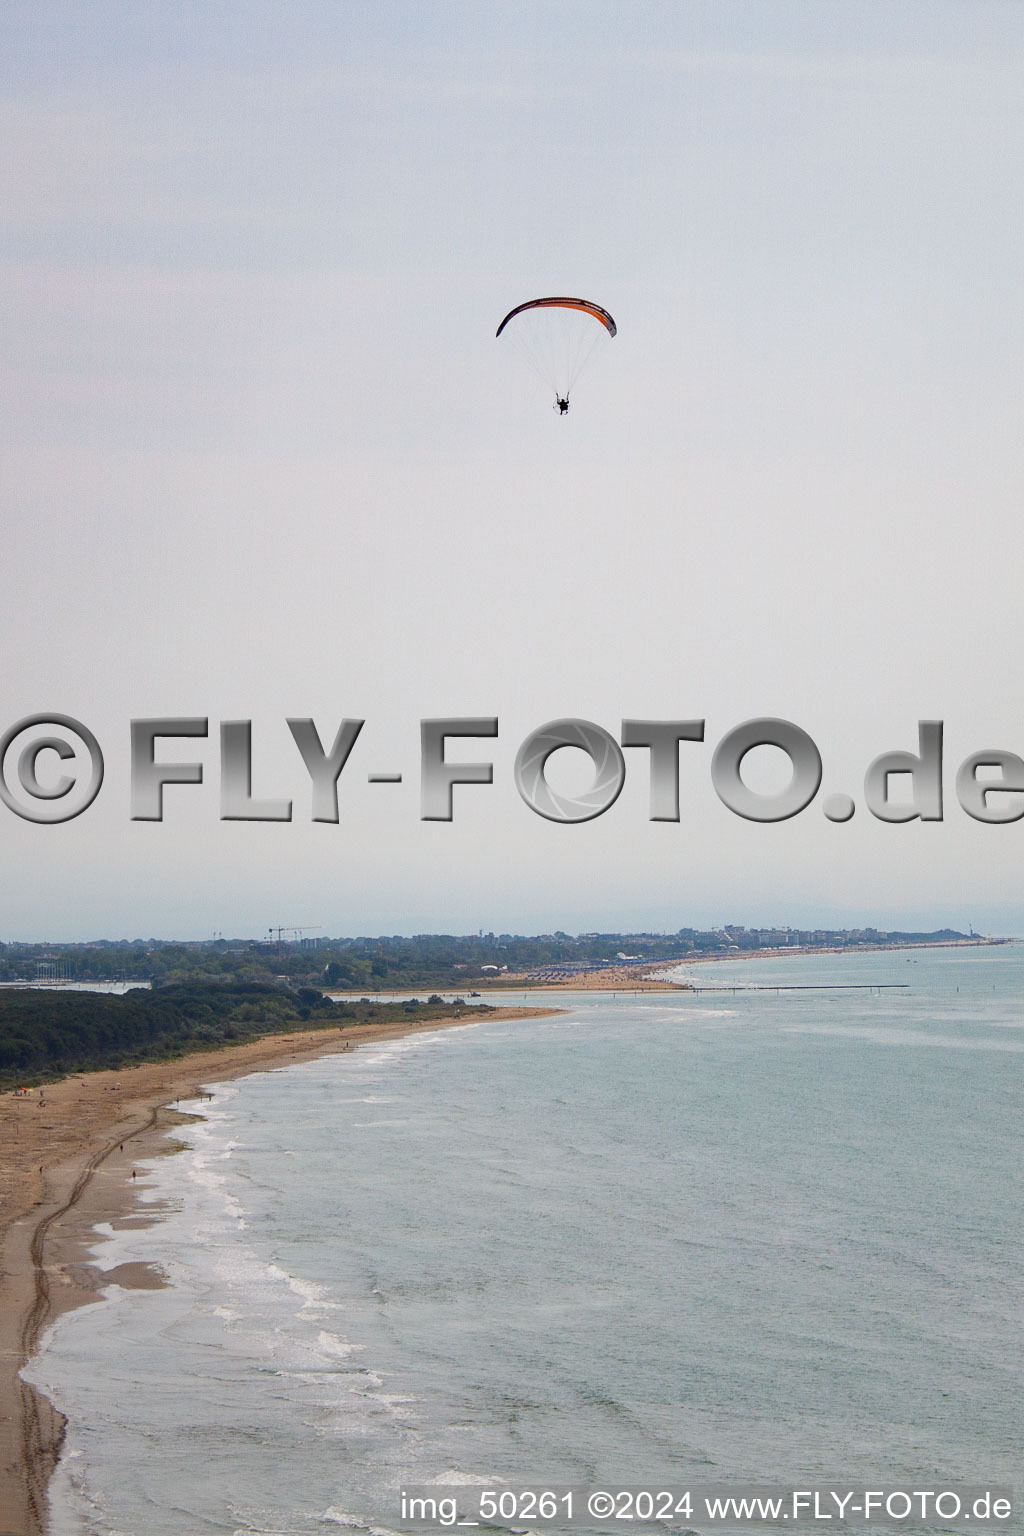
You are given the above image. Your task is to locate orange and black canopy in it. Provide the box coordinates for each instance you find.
[496,297,617,338]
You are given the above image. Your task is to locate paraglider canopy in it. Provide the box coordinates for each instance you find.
[496,296,616,410]
[495,297,617,339]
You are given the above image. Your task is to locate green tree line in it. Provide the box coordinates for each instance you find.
[0,983,488,1086]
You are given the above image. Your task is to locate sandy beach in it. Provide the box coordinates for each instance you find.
[497,966,687,991]
[0,1006,558,1536]
[329,966,690,997]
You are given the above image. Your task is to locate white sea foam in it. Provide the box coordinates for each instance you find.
[317,1330,354,1359]
[321,1510,405,1535]
[267,1263,336,1312]
[423,1469,496,1485]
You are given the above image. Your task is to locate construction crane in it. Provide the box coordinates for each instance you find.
[267,925,322,951]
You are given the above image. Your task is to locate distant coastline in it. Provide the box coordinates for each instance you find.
[0,928,1004,998]
[477,935,1013,991]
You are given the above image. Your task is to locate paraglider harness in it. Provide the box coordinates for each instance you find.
[555,396,570,415]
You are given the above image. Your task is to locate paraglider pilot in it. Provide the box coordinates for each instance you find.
[555,396,570,415]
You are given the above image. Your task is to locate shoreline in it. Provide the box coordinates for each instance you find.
[0,937,1009,1531]
[0,1005,559,1536]
[449,936,1012,992]
[328,967,687,995]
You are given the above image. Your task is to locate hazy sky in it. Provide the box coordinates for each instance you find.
[3,1,1024,940]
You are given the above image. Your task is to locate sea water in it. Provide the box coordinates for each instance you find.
[24,945,1023,1536]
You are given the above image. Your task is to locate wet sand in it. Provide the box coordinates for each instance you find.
[0,1006,558,1536]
